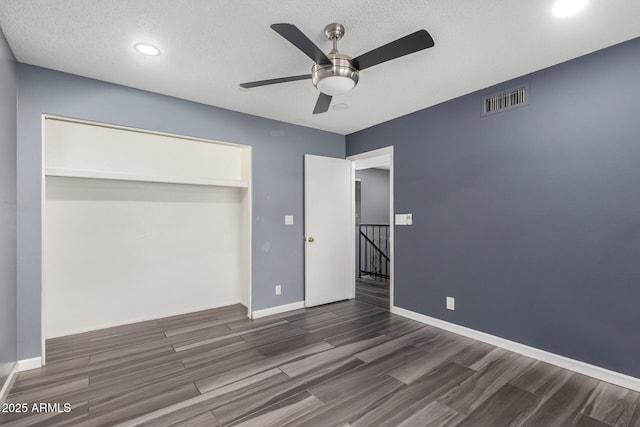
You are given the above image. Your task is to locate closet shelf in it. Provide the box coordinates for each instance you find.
[44,167,248,188]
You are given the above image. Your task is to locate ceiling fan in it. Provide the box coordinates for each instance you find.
[240,23,435,114]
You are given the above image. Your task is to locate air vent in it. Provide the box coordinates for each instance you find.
[482,84,529,116]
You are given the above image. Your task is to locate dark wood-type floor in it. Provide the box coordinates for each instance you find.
[355,278,390,309]
[2,300,640,426]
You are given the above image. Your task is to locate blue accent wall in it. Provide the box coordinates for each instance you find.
[16,65,344,359]
[0,29,17,388]
[347,37,640,378]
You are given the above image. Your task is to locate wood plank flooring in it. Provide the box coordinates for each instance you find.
[1,300,639,426]
[355,278,390,309]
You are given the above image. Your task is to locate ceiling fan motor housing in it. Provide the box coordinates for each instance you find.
[312,52,359,96]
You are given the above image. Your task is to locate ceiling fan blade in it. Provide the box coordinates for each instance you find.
[240,74,312,89]
[350,29,435,71]
[313,92,332,114]
[271,23,332,66]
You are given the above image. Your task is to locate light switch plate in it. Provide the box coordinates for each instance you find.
[395,213,413,226]
[285,215,294,225]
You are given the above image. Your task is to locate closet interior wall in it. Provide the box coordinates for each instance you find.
[42,117,251,339]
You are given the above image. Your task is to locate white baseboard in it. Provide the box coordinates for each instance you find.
[45,301,243,339]
[18,357,43,372]
[0,357,44,403]
[391,305,640,393]
[0,363,19,404]
[251,301,305,319]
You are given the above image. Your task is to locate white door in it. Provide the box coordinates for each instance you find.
[304,154,354,307]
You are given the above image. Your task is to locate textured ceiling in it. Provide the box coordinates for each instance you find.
[1,1,639,135]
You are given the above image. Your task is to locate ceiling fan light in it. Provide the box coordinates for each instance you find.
[317,76,356,96]
[312,53,359,96]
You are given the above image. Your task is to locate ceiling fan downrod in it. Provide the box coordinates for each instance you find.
[325,22,344,54]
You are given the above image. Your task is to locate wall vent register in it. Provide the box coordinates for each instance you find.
[482,84,528,116]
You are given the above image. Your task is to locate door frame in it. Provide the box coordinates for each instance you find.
[347,146,394,309]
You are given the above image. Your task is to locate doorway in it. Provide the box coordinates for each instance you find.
[349,147,393,310]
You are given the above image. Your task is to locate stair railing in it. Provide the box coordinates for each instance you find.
[358,224,390,281]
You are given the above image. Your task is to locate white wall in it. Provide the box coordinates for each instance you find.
[44,178,245,337]
[45,118,244,183]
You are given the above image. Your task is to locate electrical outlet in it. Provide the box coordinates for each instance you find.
[275,285,282,295]
[446,296,455,310]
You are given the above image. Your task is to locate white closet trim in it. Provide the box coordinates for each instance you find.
[45,166,248,188]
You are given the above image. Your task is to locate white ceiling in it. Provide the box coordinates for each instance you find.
[1,1,639,135]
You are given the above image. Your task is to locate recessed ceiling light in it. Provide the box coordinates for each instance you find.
[332,103,349,111]
[552,0,588,17]
[134,43,160,56]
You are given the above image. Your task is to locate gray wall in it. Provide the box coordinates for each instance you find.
[356,169,390,225]
[0,30,17,388]
[347,37,640,378]
[17,65,344,359]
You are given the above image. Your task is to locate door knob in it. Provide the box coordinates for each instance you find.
[307,237,315,242]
